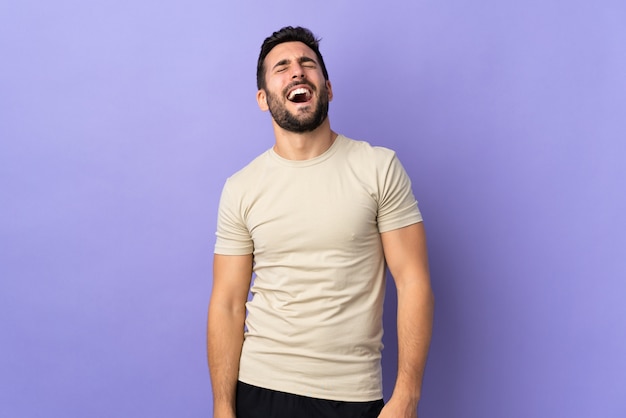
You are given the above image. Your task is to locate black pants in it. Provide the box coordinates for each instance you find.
[236,381,384,418]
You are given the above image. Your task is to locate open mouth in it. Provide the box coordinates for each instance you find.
[287,86,312,103]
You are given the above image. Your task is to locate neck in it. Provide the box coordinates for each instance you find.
[272,118,337,161]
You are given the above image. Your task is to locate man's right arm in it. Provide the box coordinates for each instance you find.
[207,253,253,418]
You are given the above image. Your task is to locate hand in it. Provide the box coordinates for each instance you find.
[377,396,418,418]
[213,411,236,418]
[212,403,236,418]
[213,414,236,418]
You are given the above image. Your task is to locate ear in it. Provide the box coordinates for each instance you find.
[257,89,269,111]
[326,80,333,102]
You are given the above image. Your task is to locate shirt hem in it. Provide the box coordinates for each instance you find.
[238,375,383,402]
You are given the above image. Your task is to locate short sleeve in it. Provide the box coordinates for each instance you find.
[214,179,254,255]
[376,153,423,233]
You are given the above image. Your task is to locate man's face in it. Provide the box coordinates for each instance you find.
[258,41,332,133]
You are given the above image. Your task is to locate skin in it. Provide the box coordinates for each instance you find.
[207,41,434,418]
[256,41,336,160]
[378,222,434,418]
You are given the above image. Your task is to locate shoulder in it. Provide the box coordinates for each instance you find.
[223,149,272,191]
[339,135,399,169]
[341,134,396,157]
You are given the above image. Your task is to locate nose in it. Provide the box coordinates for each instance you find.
[290,63,305,79]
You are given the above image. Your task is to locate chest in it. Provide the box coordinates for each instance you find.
[244,166,380,256]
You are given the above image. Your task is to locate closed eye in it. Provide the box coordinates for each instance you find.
[299,57,317,68]
[272,59,290,73]
[271,56,318,73]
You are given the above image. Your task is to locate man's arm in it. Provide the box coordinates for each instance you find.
[207,253,253,418]
[379,222,434,418]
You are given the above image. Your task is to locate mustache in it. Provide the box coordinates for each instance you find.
[283,80,316,96]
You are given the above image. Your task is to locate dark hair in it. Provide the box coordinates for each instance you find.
[256,26,329,90]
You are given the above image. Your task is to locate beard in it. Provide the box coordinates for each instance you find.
[266,81,330,133]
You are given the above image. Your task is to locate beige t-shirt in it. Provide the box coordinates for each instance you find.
[214,135,422,401]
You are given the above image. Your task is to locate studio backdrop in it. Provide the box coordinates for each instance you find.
[1,1,625,417]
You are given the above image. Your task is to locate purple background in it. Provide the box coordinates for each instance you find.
[1,1,625,417]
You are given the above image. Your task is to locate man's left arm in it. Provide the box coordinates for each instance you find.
[379,222,434,418]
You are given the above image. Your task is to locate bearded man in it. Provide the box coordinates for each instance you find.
[207,26,434,418]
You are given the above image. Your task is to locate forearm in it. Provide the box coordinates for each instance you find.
[207,303,246,417]
[392,280,434,406]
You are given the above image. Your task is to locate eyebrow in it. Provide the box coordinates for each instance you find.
[272,56,317,71]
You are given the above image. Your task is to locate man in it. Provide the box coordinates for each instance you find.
[207,26,434,418]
